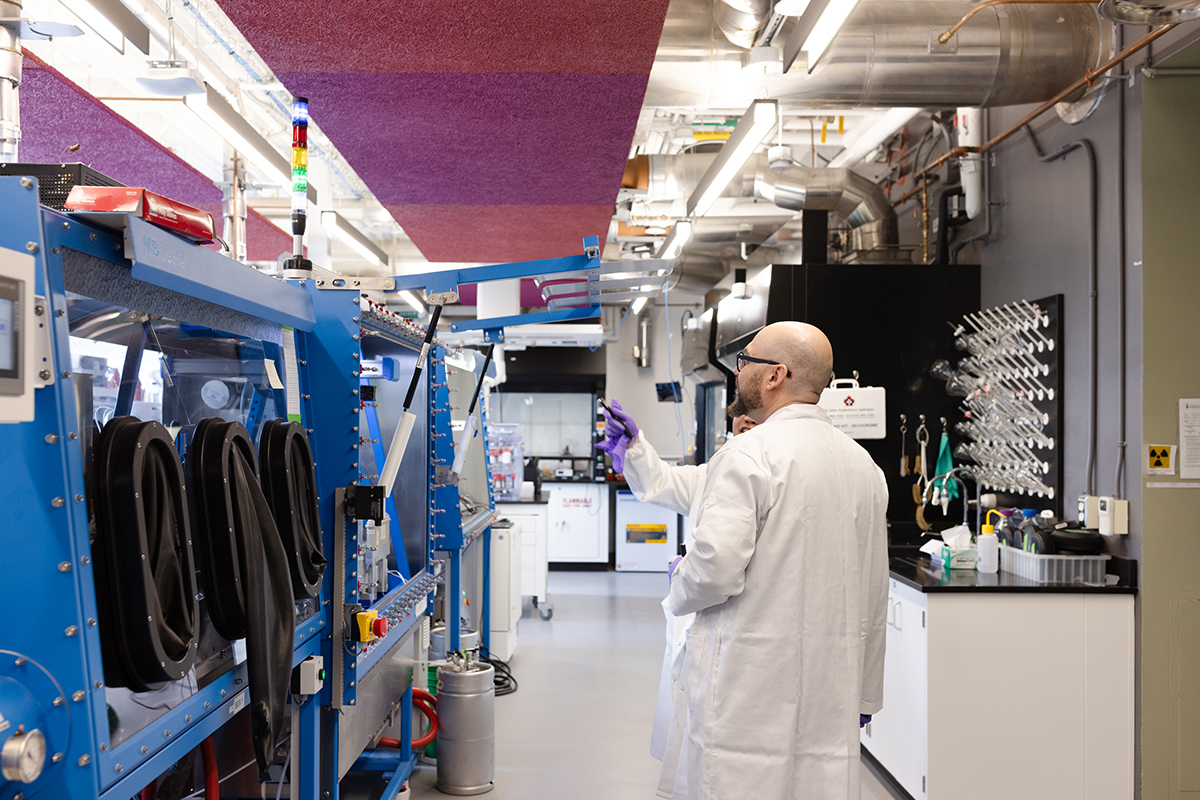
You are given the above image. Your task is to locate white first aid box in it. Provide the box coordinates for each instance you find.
[818,378,887,440]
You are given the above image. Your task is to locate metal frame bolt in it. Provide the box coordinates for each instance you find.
[58,562,71,572]
[38,370,50,380]
[25,242,37,253]
[73,691,84,702]
[78,755,90,766]
[45,433,58,444]
[65,626,78,637]
[51,497,64,508]
[19,177,32,188]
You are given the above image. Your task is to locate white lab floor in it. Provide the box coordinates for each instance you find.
[407,571,903,800]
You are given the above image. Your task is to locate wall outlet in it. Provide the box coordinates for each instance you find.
[1098,496,1129,536]
[1078,494,1101,528]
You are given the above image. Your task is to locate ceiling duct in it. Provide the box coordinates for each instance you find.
[638,152,896,255]
[647,0,1103,109]
[714,0,772,48]
[753,165,897,255]
[0,0,21,162]
[1099,0,1200,23]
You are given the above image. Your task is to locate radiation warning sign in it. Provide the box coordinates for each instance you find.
[1148,445,1176,475]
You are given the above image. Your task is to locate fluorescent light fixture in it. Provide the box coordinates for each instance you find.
[774,0,811,14]
[398,290,425,314]
[184,84,317,202]
[321,211,389,268]
[631,296,649,315]
[781,0,860,73]
[657,220,693,259]
[686,100,778,218]
[827,107,921,168]
[65,0,151,54]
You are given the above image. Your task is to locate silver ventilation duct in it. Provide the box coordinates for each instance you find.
[753,167,897,255]
[714,0,771,49]
[640,153,897,257]
[0,0,21,162]
[1100,0,1200,23]
[647,0,1104,109]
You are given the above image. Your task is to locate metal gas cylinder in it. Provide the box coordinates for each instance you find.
[435,654,495,795]
[429,624,480,662]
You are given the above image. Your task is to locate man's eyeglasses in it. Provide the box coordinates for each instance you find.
[736,350,792,377]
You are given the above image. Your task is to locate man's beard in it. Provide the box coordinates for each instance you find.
[727,378,762,418]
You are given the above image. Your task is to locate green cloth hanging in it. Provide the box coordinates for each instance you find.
[935,432,959,500]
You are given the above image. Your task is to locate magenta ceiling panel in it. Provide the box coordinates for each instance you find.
[215,0,666,75]
[218,0,670,265]
[20,54,287,264]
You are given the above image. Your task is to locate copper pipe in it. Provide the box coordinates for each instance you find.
[892,174,940,208]
[917,24,1175,179]
[921,180,930,263]
[938,0,1098,45]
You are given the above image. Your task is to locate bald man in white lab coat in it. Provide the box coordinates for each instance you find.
[660,322,888,800]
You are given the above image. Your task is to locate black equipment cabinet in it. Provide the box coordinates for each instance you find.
[738,264,982,543]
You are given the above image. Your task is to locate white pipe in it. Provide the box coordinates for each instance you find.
[378,411,416,498]
[451,415,479,476]
[958,107,984,220]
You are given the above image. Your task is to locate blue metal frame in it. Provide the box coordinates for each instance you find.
[1,176,593,800]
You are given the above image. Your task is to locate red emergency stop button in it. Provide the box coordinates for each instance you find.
[372,617,389,638]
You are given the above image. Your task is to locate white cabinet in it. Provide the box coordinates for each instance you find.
[488,523,521,661]
[862,580,1135,800]
[545,484,609,564]
[495,503,548,604]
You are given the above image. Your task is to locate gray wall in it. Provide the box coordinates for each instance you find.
[1139,56,1200,800]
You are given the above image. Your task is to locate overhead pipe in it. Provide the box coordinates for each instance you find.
[646,0,1103,109]
[715,0,772,48]
[937,0,1100,45]
[753,165,898,254]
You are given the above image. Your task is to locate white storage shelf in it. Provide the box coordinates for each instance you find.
[862,579,1134,800]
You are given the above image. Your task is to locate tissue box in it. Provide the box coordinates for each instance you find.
[931,545,978,570]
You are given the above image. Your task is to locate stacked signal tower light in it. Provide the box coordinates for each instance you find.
[285,95,312,272]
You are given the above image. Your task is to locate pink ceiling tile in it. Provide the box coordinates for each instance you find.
[217,0,669,75]
[387,203,612,263]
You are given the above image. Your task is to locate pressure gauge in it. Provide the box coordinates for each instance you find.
[1,728,46,784]
[200,379,231,409]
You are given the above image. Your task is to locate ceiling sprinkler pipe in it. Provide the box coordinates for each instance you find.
[0,0,22,163]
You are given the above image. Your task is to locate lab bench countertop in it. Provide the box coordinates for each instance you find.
[495,493,550,505]
[888,548,1137,594]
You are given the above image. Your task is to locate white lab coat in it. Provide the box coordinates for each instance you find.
[621,434,706,798]
[667,403,889,800]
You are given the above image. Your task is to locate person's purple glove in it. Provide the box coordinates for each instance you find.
[860,714,872,728]
[595,399,639,473]
[606,399,639,440]
[668,556,683,580]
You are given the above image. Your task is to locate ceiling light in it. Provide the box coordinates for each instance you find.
[743,45,783,75]
[827,107,920,168]
[774,0,811,14]
[657,220,693,259]
[687,100,778,218]
[399,290,425,314]
[184,84,317,202]
[64,0,151,54]
[321,211,389,267]
[631,296,649,315]
[781,0,861,73]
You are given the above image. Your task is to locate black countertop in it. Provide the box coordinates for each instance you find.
[495,492,549,505]
[888,548,1137,594]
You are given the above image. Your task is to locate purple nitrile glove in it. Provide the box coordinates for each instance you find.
[860,714,872,728]
[668,556,683,581]
[595,399,639,473]
[607,399,639,440]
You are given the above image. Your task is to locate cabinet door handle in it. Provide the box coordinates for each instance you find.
[886,596,895,627]
[893,600,903,631]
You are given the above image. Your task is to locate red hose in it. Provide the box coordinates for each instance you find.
[413,687,437,708]
[140,778,157,800]
[378,694,439,751]
[200,736,220,800]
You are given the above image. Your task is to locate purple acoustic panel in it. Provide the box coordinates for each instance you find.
[215,0,670,263]
[386,203,613,264]
[275,71,649,207]
[216,0,668,75]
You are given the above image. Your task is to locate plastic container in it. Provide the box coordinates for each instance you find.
[999,545,1110,584]
[976,531,1000,573]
